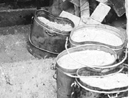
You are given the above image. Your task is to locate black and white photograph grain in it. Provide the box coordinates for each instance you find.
[0,0,128,98]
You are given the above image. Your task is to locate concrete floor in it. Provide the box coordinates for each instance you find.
[0,25,57,98]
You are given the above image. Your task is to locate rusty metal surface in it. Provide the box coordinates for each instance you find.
[28,9,74,58]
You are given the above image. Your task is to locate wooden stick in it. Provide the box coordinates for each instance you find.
[80,0,90,23]
[87,3,111,24]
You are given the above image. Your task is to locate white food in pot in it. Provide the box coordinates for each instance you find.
[71,28,123,46]
[57,50,116,69]
[38,17,73,31]
[80,73,128,89]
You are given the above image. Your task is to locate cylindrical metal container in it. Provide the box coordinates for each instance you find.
[74,64,128,98]
[27,40,56,59]
[69,24,127,58]
[56,44,117,98]
[29,9,74,58]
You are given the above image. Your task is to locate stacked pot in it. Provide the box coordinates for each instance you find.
[27,9,128,98]
[56,24,128,98]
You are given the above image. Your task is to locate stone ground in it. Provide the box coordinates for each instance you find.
[0,25,57,98]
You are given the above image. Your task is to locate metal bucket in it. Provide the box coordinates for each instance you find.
[56,44,117,98]
[69,24,127,58]
[73,64,128,98]
[27,40,56,59]
[29,9,74,58]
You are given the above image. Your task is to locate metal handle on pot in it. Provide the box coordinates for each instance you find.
[65,37,128,69]
[93,48,128,69]
[71,82,76,98]
[65,37,88,68]
[45,30,57,37]
[28,28,59,54]
[71,81,80,98]
[56,66,78,78]
[65,37,102,69]
[63,72,78,78]
[53,71,57,80]
[31,16,34,33]
[108,93,119,98]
